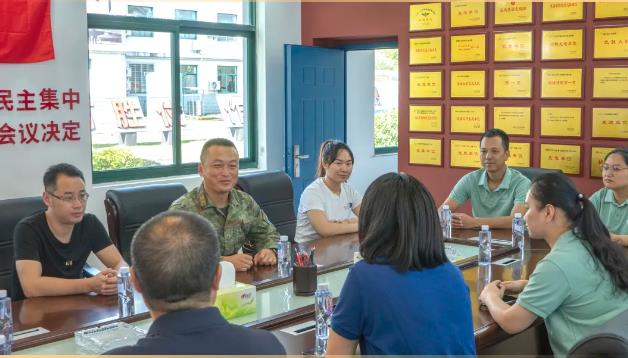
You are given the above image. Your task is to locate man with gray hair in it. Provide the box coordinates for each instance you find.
[105,211,285,355]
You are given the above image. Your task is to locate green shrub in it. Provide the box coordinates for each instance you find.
[374,110,398,148]
[92,148,158,171]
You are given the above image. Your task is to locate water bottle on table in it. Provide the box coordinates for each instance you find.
[117,267,135,317]
[314,282,333,356]
[277,235,292,277]
[511,213,525,250]
[478,225,492,266]
[440,205,452,240]
[0,290,12,355]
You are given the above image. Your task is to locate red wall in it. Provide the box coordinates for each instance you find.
[301,2,625,204]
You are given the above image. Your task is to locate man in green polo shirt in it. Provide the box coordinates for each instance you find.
[170,138,278,271]
[441,129,530,229]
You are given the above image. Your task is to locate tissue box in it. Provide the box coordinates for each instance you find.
[215,282,257,320]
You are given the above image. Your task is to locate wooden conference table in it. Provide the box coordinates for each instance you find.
[12,230,553,355]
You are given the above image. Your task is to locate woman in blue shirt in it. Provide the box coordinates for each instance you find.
[327,172,476,356]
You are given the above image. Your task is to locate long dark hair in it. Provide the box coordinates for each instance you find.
[530,173,628,293]
[358,172,448,272]
[316,140,354,177]
[604,147,628,165]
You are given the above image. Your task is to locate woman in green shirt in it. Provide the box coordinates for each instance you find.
[479,173,628,357]
[590,147,628,246]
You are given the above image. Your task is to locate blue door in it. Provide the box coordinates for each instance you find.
[285,45,346,211]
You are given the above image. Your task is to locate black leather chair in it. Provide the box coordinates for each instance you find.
[511,167,562,181]
[237,171,297,241]
[567,309,628,358]
[0,197,45,296]
[105,183,187,263]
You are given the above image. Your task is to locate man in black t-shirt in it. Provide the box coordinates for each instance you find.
[12,163,126,300]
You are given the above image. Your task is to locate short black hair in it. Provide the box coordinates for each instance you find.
[43,163,85,192]
[358,172,448,272]
[131,211,220,311]
[200,138,238,163]
[316,139,354,177]
[480,128,509,151]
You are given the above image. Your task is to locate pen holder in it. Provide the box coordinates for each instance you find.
[293,265,317,296]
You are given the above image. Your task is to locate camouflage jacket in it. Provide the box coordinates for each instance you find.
[169,183,279,256]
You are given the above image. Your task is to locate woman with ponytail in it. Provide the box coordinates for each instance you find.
[295,140,361,242]
[590,147,628,246]
[479,172,628,357]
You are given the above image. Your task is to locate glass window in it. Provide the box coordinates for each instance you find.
[127,5,153,37]
[180,65,198,95]
[87,1,250,25]
[180,36,248,163]
[176,9,197,39]
[215,13,238,42]
[89,31,173,171]
[217,65,238,94]
[374,48,398,154]
[88,1,255,183]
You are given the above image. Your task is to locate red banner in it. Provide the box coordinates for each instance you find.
[0,0,54,63]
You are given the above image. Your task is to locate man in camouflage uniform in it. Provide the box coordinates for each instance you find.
[170,138,278,271]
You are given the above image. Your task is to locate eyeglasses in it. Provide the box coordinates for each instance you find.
[601,165,628,173]
[48,191,90,203]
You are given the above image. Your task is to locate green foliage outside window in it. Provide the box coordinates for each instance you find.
[374,110,398,148]
[93,148,158,171]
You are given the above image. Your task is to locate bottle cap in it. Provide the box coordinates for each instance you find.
[514,213,522,218]
[0,335,5,345]
[119,266,130,274]
[0,289,6,298]
[442,204,449,210]
[280,235,289,242]
[317,282,330,290]
[481,225,489,231]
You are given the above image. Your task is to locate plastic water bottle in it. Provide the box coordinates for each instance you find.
[512,213,525,250]
[478,225,492,266]
[277,235,291,271]
[0,290,12,355]
[440,205,452,240]
[512,248,525,281]
[117,267,135,317]
[314,282,333,356]
[477,264,492,294]
[277,235,292,277]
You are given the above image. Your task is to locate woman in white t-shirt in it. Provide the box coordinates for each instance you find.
[295,140,362,242]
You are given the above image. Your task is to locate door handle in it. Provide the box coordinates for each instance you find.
[293,144,309,178]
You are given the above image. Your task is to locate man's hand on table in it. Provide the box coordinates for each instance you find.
[223,253,254,271]
[89,268,118,295]
[254,248,277,266]
[451,213,479,229]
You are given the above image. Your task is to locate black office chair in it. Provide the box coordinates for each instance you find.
[0,197,46,296]
[511,167,562,181]
[237,171,297,241]
[567,309,628,358]
[105,183,188,264]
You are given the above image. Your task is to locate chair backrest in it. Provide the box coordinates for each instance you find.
[0,197,46,295]
[105,183,187,263]
[237,171,297,241]
[567,309,628,358]
[511,167,562,181]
